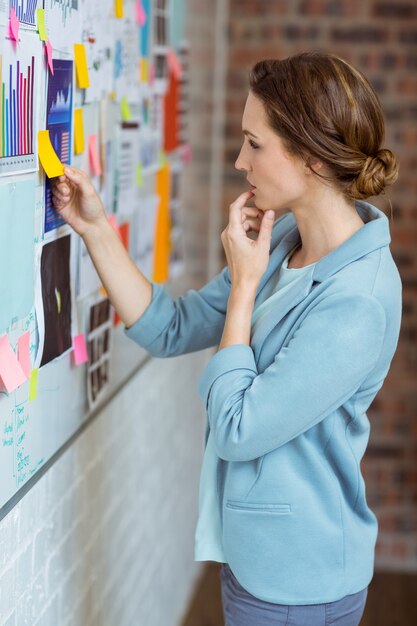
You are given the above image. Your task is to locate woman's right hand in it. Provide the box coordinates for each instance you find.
[51,166,107,237]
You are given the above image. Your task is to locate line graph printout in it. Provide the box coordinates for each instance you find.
[45,0,82,53]
[44,58,73,233]
[0,29,41,176]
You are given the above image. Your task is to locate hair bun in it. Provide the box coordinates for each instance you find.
[348,148,399,200]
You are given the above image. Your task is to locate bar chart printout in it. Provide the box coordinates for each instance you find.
[44,58,73,233]
[0,32,39,176]
[9,1,45,28]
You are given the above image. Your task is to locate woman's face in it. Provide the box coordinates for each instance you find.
[235,91,310,213]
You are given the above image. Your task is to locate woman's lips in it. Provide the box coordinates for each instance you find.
[249,184,256,192]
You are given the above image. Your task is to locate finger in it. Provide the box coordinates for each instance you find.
[63,166,91,194]
[240,207,262,222]
[55,182,70,196]
[229,191,254,229]
[257,210,275,247]
[243,218,261,232]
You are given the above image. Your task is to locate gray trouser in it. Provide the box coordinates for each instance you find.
[220,563,368,626]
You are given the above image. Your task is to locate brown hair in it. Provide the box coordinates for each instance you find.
[249,52,399,201]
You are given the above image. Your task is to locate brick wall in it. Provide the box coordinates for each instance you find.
[222,0,417,570]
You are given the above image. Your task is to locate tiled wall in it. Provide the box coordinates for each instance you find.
[221,0,417,570]
[0,350,212,626]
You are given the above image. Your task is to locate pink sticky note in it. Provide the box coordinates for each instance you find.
[149,62,155,85]
[18,331,31,379]
[45,40,54,75]
[136,0,147,26]
[9,7,20,42]
[107,214,122,240]
[73,334,89,365]
[167,49,182,79]
[0,334,27,393]
[182,143,192,164]
[88,134,102,176]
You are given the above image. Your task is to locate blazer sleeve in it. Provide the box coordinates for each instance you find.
[198,292,387,462]
[123,266,231,357]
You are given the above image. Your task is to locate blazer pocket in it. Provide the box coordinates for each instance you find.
[225,500,292,514]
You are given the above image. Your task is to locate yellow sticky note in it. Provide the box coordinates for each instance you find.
[115,0,124,18]
[74,108,85,154]
[38,130,64,178]
[140,58,149,83]
[36,8,48,41]
[74,43,90,89]
[153,164,171,283]
[135,163,143,187]
[29,369,39,402]
[121,96,131,121]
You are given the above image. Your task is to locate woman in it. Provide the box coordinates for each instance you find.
[52,52,402,626]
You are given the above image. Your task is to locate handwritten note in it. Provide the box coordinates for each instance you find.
[29,369,39,402]
[74,43,90,88]
[36,8,48,41]
[0,334,27,393]
[45,40,54,75]
[74,108,85,154]
[38,130,64,178]
[9,7,20,42]
[73,334,89,365]
[88,134,102,176]
[18,331,31,379]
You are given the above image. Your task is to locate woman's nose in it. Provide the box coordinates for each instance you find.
[235,148,248,173]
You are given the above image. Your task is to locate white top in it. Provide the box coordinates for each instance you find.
[194,244,318,562]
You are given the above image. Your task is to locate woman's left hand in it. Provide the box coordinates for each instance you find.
[221,191,276,289]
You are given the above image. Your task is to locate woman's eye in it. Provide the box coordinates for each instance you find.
[249,139,259,149]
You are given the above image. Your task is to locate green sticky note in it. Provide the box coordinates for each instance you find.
[121,96,131,121]
[29,368,39,402]
[158,149,167,168]
[135,163,143,187]
[36,8,48,41]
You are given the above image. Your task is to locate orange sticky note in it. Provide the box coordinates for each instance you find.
[36,8,48,42]
[9,7,20,42]
[88,134,102,176]
[0,334,27,393]
[38,130,64,177]
[73,334,89,365]
[119,222,130,251]
[153,164,171,283]
[115,0,124,18]
[18,331,31,379]
[74,108,85,154]
[74,43,90,88]
[45,40,54,75]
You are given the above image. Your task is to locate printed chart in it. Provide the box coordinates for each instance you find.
[0,30,40,175]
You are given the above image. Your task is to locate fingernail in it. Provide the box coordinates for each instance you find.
[266,210,274,218]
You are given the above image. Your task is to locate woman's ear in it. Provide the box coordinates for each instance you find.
[304,155,324,174]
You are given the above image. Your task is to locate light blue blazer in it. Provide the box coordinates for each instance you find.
[125,200,402,605]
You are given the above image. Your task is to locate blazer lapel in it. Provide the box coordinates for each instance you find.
[252,269,314,364]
